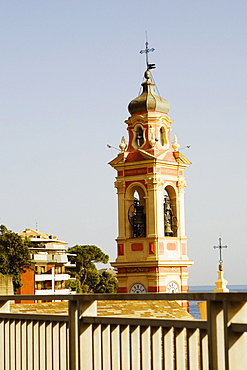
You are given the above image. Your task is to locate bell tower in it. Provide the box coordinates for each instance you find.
[110,69,193,295]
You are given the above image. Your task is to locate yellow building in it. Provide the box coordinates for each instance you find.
[110,69,193,298]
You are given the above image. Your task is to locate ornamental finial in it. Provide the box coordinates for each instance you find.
[172,135,180,152]
[119,136,127,152]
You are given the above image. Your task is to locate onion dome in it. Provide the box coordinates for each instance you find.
[128,70,170,115]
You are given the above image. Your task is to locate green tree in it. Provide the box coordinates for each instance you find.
[0,225,33,292]
[94,271,118,293]
[66,245,117,293]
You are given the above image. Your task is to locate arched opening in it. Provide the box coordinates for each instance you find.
[128,189,146,238]
[164,186,178,237]
[135,126,144,148]
[159,126,167,147]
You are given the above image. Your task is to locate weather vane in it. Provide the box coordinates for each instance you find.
[213,237,227,264]
[140,32,156,70]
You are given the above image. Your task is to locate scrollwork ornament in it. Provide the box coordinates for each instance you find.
[149,126,156,147]
[177,179,187,191]
[114,180,126,193]
[146,177,165,190]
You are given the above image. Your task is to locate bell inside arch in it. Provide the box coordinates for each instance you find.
[128,191,146,238]
[136,127,144,147]
[164,193,174,236]
[164,198,172,212]
[164,217,173,236]
[135,202,145,224]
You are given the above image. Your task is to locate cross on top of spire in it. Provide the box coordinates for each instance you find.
[140,33,156,71]
[213,237,227,264]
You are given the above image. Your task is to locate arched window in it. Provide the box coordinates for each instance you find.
[128,190,146,238]
[164,187,177,237]
[135,126,144,147]
[159,126,167,147]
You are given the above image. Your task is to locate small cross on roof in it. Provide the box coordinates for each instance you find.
[213,237,227,264]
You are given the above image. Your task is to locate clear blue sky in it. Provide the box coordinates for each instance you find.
[0,1,247,286]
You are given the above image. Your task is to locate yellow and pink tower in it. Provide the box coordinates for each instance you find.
[110,68,193,301]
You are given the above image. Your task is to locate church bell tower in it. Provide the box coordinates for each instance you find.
[110,68,193,295]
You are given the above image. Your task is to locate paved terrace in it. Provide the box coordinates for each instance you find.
[0,292,247,369]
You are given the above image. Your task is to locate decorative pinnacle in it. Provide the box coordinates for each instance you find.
[172,135,180,152]
[119,136,127,152]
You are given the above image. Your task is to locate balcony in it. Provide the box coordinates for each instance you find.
[33,254,68,263]
[35,273,71,281]
[54,273,71,281]
[35,288,54,294]
[54,289,71,294]
[0,292,246,369]
[35,288,71,295]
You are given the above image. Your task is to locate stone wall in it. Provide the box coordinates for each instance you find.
[0,275,13,295]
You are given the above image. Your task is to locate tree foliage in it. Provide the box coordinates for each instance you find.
[94,271,118,293]
[0,225,33,292]
[66,245,117,293]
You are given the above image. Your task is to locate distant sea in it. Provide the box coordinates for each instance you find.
[189,285,247,319]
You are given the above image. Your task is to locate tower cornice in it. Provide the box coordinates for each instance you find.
[109,154,191,171]
[112,260,194,268]
[125,113,173,127]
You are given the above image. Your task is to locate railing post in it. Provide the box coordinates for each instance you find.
[69,299,80,370]
[188,329,200,370]
[93,324,102,369]
[112,325,121,370]
[131,326,140,370]
[175,328,186,370]
[164,327,174,369]
[152,327,162,370]
[207,298,227,370]
[102,324,111,369]
[141,326,151,370]
[227,301,247,369]
[0,299,10,313]
[79,299,97,370]
[200,331,209,370]
[69,298,97,370]
[121,325,130,370]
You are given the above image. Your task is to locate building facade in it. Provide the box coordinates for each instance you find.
[110,69,193,296]
[18,228,72,296]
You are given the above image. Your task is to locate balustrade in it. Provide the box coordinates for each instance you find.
[0,293,246,369]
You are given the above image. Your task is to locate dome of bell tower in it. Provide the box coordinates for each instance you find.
[128,70,170,115]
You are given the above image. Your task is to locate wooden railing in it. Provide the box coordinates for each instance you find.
[0,292,247,369]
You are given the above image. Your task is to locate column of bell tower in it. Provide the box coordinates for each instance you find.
[110,70,193,295]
